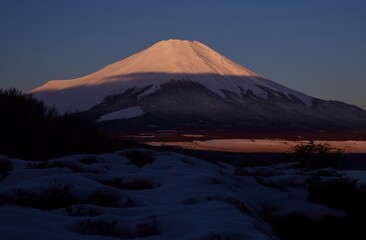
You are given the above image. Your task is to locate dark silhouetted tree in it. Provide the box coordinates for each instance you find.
[0,88,117,159]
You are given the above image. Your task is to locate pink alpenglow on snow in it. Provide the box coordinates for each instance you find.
[31,39,312,113]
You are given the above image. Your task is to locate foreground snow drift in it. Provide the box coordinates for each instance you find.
[0,150,343,239]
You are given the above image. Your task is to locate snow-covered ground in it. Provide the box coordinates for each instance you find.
[147,139,366,153]
[97,106,145,122]
[0,149,346,239]
[345,170,366,184]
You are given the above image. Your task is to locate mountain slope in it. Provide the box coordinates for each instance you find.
[32,39,366,130]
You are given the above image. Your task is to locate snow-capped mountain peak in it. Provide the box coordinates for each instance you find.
[32,39,312,113]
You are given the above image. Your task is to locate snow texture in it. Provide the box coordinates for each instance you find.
[32,39,313,113]
[0,149,344,239]
[97,106,145,122]
[345,170,366,184]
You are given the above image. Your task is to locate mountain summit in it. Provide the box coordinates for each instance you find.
[32,40,311,111]
[32,39,366,130]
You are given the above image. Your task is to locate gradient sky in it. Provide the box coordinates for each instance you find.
[0,0,365,109]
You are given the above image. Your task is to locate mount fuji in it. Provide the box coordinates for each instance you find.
[32,39,366,130]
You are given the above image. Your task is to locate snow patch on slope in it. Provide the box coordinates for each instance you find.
[255,77,313,107]
[97,106,145,122]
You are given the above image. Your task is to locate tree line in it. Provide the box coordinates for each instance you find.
[0,88,122,160]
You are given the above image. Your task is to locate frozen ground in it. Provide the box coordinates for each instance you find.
[0,149,347,239]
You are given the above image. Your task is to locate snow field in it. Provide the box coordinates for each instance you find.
[97,106,145,122]
[0,149,345,239]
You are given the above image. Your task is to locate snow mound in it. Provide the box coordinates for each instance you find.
[0,149,343,239]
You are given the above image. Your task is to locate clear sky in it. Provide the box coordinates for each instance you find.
[0,0,365,109]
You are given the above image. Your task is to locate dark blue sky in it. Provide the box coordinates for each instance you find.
[0,0,365,109]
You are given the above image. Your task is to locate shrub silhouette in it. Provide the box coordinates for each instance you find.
[136,218,159,237]
[292,141,343,169]
[0,181,77,210]
[0,88,53,158]
[65,205,101,216]
[79,219,119,237]
[0,183,121,209]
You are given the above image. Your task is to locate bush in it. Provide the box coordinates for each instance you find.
[0,88,54,158]
[78,218,160,238]
[124,151,154,167]
[79,219,120,237]
[136,218,159,237]
[44,113,104,158]
[26,161,91,173]
[124,197,136,208]
[0,181,77,210]
[292,141,343,169]
[0,180,121,209]
[65,205,101,216]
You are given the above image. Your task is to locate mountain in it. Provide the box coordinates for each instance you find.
[32,39,366,130]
